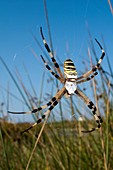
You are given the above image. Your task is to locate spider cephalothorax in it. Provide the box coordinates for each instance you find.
[8,27,105,133]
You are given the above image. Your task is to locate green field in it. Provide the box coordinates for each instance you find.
[0,115,113,170]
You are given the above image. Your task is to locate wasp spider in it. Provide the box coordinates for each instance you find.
[9,27,105,133]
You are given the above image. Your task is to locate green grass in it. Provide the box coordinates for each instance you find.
[0,115,113,170]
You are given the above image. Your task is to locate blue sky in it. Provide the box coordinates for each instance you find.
[0,0,113,122]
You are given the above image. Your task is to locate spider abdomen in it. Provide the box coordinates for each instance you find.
[64,59,78,78]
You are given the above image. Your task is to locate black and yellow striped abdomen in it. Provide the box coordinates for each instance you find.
[64,59,77,77]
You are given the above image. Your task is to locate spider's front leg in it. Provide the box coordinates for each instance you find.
[75,89,103,133]
[21,87,67,134]
[9,87,67,134]
[8,96,57,114]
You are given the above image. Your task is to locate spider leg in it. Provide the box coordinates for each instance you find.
[8,95,59,114]
[40,27,63,78]
[75,89,103,133]
[8,87,67,114]
[77,39,105,81]
[77,72,98,84]
[40,55,65,83]
[21,103,58,134]
[20,87,67,134]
